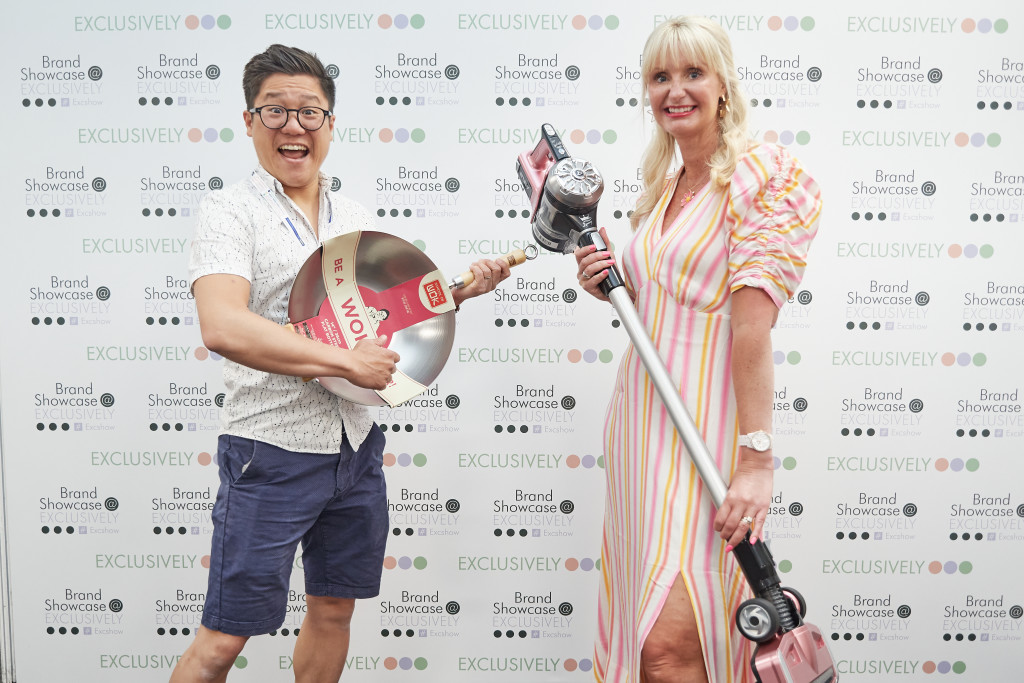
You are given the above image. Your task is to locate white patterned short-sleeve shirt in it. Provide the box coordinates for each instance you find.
[188,165,376,452]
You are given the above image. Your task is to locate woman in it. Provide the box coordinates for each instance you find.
[575,16,822,683]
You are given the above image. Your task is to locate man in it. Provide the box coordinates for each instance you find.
[171,45,508,683]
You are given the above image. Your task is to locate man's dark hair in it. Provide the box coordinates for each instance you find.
[243,44,336,111]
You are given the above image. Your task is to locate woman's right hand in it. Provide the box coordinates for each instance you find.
[573,227,615,302]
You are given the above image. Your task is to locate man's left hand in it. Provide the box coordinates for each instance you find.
[451,258,510,306]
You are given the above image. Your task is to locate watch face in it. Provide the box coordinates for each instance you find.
[751,431,771,451]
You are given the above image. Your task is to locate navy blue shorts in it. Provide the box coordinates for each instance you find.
[201,426,388,636]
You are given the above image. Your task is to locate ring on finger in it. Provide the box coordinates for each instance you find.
[581,271,591,280]
[739,515,754,526]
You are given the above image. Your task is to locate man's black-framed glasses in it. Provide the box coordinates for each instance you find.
[248,105,332,131]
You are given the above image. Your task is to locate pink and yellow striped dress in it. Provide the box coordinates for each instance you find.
[595,143,822,682]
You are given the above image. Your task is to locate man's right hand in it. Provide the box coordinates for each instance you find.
[347,336,401,390]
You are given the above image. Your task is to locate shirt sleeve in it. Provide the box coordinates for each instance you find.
[726,143,822,308]
[187,189,256,290]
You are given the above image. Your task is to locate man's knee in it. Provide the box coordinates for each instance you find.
[182,628,248,678]
[304,595,356,630]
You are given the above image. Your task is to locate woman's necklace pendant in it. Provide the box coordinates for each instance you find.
[680,188,695,206]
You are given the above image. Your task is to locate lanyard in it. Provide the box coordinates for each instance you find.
[249,172,306,246]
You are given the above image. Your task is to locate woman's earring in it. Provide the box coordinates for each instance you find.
[718,97,729,119]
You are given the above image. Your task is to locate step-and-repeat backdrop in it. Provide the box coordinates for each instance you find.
[1,1,1021,680]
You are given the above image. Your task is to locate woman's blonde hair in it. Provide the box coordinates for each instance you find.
[632,16,750,229]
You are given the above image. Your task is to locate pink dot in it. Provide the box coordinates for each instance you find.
[763,130,779,143]
[927,561,942,574]
[923,661,937,673]
[767,16,783,31]
[947,244,963,258]
[565,558,579,571]
[185,15,200,30]
[567,454,581,468]
[194,347,209,360]
[940,353,956,366]
[378,14,393,28]
[383,452,396,466]
[188,128,203,143]
[953,132,969,147]
[567,349,582,363]
[935,458,949,471]
[378,128,394,142]
[568,129,584,144]
[564,659,578,671]
[961,18,976,33]
[198,452,212,466]
[572,15,587,30]
[383,657,398,670]
[382,556,397,569]
[201,555,211,568]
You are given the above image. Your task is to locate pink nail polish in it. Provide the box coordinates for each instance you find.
[725,544,733,553]
[750,536,758,544]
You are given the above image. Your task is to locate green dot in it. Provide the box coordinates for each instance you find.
[800,17,815,31]
[414,657,428,670]
[595,557,602,570]
[972,353,987,367]
[602,130,617,144]
[979,244,994,258]
[959,561,973,575]
[782,457,797,471]
[795,131,811,145]
[786,351,801,365]
[413,453,427,467]
[219,128,234,142]
[412,240,426,251]
[597,456,605,468]
[994,19,1008,34]
[233,656,248,669]
[987,133,1001,148]
[953,661,967,674]
[599,349,614,363]
[605,16,619,30]
[778,559,792,573]
[410,14,425,29]
[217,15,231,29]
[411,128,426,143]
[966,458,980,472]
[413,556,428,570]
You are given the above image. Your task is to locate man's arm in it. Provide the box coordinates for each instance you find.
[193,273,399,390]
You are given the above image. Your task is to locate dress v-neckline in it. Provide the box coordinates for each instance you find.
[653,172,711,243]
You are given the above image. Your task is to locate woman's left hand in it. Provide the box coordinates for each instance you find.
[451,258,511,306]
[714,460,773,549]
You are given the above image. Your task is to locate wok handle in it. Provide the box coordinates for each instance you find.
[448,246,538,289]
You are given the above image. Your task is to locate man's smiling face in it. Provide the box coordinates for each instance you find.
[243,73,335,198]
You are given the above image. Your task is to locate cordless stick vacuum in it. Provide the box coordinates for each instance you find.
[516,124,838,683]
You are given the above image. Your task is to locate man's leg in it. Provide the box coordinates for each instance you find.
[169,626,248,683]
[292,596,356,683]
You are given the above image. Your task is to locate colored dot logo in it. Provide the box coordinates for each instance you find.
[564,659,595,673]
[377,14,426,29]
[922,661,967,675]
[953,132,1001,148]
[565,454,604,469]
[378,128,425,143]
[940,352,986,367]
[382,657,429,671]
[187,128,233,143]
[571,15,618,30]
[767,16,815,31]
[383,556,428,570]
[564,557,600,571]
[934,458,980,472]
[567,129,617,144]
[960,18,1008,33]
[762,130,811,145]
[184,15,231,30]
[193,347,224,361]
[773,456,798,471]
[772,350,802,365]
[567,349,614,363]
[947,244,994,258]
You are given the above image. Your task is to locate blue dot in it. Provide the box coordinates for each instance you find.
[399,657,413,670]
[395,128,409,143]
[579,659,593,672]
[397,453,411,466]
[394,14,409,29]
[938,661,951,673]
[201,15,216,29]
[204,128,218,142]
[398,556,412,569]
[964,244,978,258]
[971,133,985,147]
[589,15,603,30]
[951,458,964,472]
[583,349,597,363]
[784,16,799,31]
[779,130,795,145]
[773,350,785,365]
[586,129,600,144]
[977,19,992,33]
[581,558,595,570]
[582,455,595,468]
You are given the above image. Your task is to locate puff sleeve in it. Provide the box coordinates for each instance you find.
[726,143,822,308]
